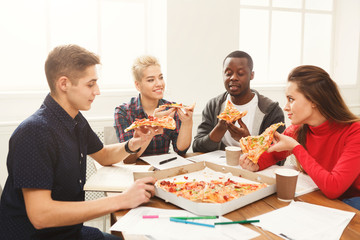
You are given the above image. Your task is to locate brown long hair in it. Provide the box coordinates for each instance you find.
[288,65,360,148]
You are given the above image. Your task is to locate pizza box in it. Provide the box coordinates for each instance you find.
[134,161,276,216]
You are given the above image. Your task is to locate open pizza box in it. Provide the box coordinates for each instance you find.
[134,161,276,216]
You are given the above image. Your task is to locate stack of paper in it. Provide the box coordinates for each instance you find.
[251,201,355,240]
[186,150,227,164]
[110,206,260,240]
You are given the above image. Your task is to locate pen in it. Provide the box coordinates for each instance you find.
[279,233,295,240]
[159,156,177,165]
[214,220,260,225]
[170,218,215,228]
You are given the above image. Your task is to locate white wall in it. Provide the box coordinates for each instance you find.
[1,0,359,187]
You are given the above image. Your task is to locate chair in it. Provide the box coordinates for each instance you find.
[103,126,118,145]
[85,130,108,232]
[84,126,122,232]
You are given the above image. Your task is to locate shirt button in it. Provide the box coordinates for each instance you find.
[81,153,83,158]
[79,179,82,184]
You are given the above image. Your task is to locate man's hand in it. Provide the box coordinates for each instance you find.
[239,153,259,172]
[129,126,163,151]
[226,118,250,141]
[209,119,228,142]
[267,132,300,153]
[122,177,156,208]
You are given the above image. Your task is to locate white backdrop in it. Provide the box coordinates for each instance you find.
[0,0,359,187]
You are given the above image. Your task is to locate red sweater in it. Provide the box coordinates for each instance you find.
[258,121,360,199]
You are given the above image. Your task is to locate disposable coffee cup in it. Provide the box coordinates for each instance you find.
[225,146,242,166]
[275,168,299,202]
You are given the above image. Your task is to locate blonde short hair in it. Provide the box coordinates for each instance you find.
[132,55,160,82]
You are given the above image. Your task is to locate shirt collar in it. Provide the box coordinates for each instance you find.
[135,94,167,117]
[308,120,341,135]
[44,93,86,132]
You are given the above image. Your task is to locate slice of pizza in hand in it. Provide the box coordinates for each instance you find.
[159,103,187,109]
[217,100,247,122]
[239,122,285,164]
[124,115,176,132]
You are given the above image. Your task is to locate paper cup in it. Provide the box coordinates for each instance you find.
[275,168,299,202]
[225,146,242,166]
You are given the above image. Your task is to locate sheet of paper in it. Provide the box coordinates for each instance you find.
[250,201,355,240]
[140,153,193,170]
[257,165,318,196]
[84,165,152,192]
[110,206,260,240]
[186,150,226,163]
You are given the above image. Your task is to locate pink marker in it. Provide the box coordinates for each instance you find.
[142,215,159,219]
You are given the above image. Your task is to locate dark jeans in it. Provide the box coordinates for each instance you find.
[102,232,123,240]
[342,197,360,211]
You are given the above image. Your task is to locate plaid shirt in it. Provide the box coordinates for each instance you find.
[114,94,188,155]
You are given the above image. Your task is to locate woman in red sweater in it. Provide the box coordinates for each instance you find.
[240,65,360,210]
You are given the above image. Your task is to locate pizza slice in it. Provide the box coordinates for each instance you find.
[124,115,176,132]
[159,103,187,109]
[239,122,284,164]
[217,100,247,122]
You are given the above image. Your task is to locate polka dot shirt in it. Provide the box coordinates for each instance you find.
[0,94,104,239]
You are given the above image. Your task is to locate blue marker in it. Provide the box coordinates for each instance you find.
[170,217,215,228]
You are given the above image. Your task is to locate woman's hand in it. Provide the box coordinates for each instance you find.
[267,132,300,153]
[239,153,259,172]
[177,103,195,124]
[153,106,176,118]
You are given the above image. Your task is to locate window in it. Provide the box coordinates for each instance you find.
[239,0,359,86]
[0,0,166,91]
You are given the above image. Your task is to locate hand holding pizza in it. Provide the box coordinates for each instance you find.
[176,103,195,124]
[154,106,176,119]
[226,118,250,141]
[267,132,300,153]
[239,153,259,172]
[130,125,164,150]
[211,101,247,142]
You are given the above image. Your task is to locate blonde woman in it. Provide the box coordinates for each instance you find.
[114,55,194,162]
